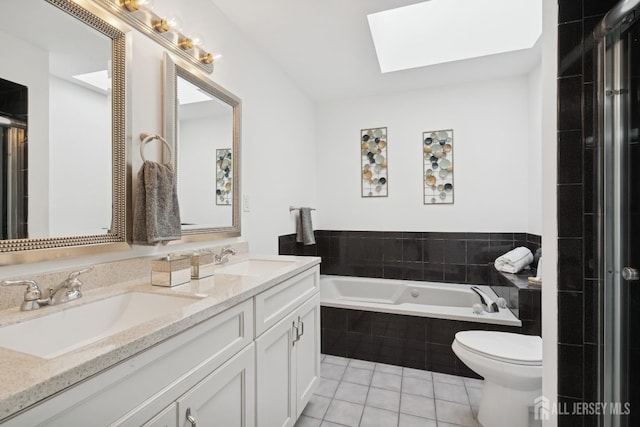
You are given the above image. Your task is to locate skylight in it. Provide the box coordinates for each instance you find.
[72,70,111,92]
[367,0,542,73]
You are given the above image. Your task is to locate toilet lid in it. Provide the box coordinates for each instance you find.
[455,331,542,366]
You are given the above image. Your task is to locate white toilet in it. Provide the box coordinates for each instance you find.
[452,331,542,427]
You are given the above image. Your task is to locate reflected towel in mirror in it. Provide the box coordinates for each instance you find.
[133,161,182,245]
[295,207,315,245]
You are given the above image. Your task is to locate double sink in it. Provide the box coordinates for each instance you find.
[0,258,296,359]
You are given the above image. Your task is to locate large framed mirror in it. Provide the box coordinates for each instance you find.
[0,0,129,264]
[163,53,241,240]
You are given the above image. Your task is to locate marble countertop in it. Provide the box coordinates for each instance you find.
[0,254,320,421]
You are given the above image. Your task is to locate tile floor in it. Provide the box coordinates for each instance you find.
[296,354,484,427]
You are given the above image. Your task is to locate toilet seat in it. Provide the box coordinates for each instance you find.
[454,331,542,366]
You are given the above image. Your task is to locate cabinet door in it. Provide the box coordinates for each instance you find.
[294,294,320,418]
[143,404,177,427]
[255,311,296,427]
[177,344,255,427]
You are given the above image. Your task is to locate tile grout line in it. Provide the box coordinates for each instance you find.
[431,373,438,427]
[396,368,404,427]
[356,360,372,427]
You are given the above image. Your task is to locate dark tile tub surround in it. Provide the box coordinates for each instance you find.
[279,230,541,286]
[321,306,523,379]
[557,1,612,424]
[490,267,542,337]
[281,230,543,378]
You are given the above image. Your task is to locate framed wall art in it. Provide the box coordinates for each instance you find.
[361,127,388,197]
[423,129,454,204]
[216,148,232,205]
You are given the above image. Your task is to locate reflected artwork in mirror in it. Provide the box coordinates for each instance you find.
[423,129,454,204]
[216,149,232,206]
[0,0,129,263]
[164,53,241,239]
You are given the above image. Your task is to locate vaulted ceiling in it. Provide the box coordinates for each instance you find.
[210,0,542,102]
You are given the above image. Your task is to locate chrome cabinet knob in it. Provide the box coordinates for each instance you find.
[186,408,197,427]
[622,267,639,281]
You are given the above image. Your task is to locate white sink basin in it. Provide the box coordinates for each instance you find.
[215,259,296,277]
[0,292,199,359]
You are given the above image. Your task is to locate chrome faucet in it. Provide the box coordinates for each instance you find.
[1,267,93,311]
[48,268,93,305]
[214,246,236,265]
[470,286,499,313]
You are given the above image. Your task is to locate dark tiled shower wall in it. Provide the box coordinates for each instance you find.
[279,230,541,285]
[557,1,614,425]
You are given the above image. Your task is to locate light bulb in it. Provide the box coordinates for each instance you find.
[191,33,205,48]
[166,15,182,33]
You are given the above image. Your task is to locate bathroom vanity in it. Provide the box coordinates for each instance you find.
[0,255,320,427]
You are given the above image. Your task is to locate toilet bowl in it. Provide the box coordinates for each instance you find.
[452,331,542,427]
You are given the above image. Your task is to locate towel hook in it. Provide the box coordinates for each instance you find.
[140,133,173,164]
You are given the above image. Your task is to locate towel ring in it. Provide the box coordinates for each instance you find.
[140,133,173,164]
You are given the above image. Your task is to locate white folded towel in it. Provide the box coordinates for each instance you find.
[494,247,533,274]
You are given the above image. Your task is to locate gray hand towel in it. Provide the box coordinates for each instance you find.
[133,161,182,245]
[296,207,315,245]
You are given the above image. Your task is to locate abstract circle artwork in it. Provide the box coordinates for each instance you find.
[216,148,232,205]
[423,129,454,204]
[361,127,388,197]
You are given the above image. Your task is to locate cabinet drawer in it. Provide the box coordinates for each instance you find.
[254,266,319,337]
[5,299,254,427]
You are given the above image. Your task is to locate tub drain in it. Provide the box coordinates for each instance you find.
[411,289,419,298]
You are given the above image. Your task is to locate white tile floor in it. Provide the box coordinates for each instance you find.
[296,355,484,427]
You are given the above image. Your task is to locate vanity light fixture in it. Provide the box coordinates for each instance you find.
[94,0,215,73]
[179,38,194,50]
[200,53,214,64]
[120,0,138,12]
[152,19,169,33]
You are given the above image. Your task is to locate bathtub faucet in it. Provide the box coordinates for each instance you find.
[470,286,499,313]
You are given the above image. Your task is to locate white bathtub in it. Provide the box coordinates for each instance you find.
[320,275,521,326]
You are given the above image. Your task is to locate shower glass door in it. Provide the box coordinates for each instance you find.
[602,8,640,427]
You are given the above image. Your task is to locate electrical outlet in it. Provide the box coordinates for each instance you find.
[243,194,250,212]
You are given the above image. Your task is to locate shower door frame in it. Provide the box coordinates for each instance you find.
[598,2,640,426]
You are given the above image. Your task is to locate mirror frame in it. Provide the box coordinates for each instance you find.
[163,53,241,241]
[0,0,131,265]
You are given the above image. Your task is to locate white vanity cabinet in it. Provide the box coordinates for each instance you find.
[3,299,254,427]
[1,262,321,427]
[139,345,255,427]
[255,267,321,427]
[175,344,255,427]
[142,404,177,427]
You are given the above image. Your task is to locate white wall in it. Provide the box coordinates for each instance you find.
[0,0,316,278]
[316,75,537,233]
[528,63,543,236]
[0,29,49,237]
[49,76,111,237]
[178,114,232,227]
[140,0,317,254]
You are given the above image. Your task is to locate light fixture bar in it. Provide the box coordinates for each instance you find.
[91,0,215,73]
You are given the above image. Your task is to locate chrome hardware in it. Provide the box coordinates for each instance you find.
[1,279,49,311]
[186,408,197,427]
[292,321,300,346]
[298,316,304,337]
[214,246,236,265]
[470,286,499,313]
[49,267,93,305]
[622,267,640,281]
[2,267,93,311]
